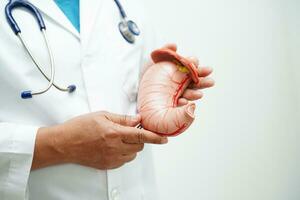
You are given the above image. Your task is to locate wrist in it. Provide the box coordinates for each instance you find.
[32,125,72,170]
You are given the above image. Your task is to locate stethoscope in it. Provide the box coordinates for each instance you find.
[5,0,140,99]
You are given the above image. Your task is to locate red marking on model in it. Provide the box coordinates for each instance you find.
[172,76,190,107]
[154,123,187,137]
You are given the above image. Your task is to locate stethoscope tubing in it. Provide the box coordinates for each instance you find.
[18,30,55,96]
[18,30,75,93]
[5,0,139,99]
[114,0,127,18]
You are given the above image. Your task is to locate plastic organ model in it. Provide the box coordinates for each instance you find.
[137,48,199,136]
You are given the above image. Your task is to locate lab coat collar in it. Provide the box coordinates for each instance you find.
[29,0,105,48]
[29,0,80,39]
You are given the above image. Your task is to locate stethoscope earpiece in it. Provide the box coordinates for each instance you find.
[67,85,77,93]
[21,91,33,99]
[20,85,76,99]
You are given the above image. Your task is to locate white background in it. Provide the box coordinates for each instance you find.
[144,0,300,199]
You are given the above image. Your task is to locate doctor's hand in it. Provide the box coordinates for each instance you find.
[32,111,167,170]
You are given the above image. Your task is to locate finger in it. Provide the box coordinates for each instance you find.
[122,143,144,154]
[104,112,141,127]
[191,77,215,89]
[181,89,203,100]
[162,43,177,52]
[120,126,168,144]
[107,162,125,170]
[177,98,189,106]
[198,67,213,77]
[186,56,199,67]
[121,153,137,163]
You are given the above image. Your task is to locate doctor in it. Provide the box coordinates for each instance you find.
[0,0,214,200]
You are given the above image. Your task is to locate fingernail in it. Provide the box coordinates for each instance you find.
[207,66,213,70]
[205,77,215,85]
[196,91,203,97]
[161,137,168,144]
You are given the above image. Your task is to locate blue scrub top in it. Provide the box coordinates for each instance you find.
[54,0,80,32]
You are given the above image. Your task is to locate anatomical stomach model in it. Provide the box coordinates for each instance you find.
[137,48,200,136]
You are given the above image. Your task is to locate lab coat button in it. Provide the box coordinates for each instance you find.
[110,188,121,200]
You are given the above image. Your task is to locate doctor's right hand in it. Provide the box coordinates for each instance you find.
[32,111,168,170]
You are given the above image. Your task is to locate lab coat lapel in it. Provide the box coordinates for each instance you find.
[28,0,80,39]
[80,0,104,49]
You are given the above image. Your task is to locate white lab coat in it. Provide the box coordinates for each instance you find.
[0,0,160,199]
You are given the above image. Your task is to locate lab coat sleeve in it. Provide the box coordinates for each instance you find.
[0,122,38,200]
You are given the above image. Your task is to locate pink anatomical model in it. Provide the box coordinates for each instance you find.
[137,48,199,136]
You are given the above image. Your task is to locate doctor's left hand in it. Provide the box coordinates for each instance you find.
[142,44,215,106]
[163,44,215,106]
[32,111,168,170]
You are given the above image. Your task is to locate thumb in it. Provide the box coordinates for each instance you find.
[104,112,141,127]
